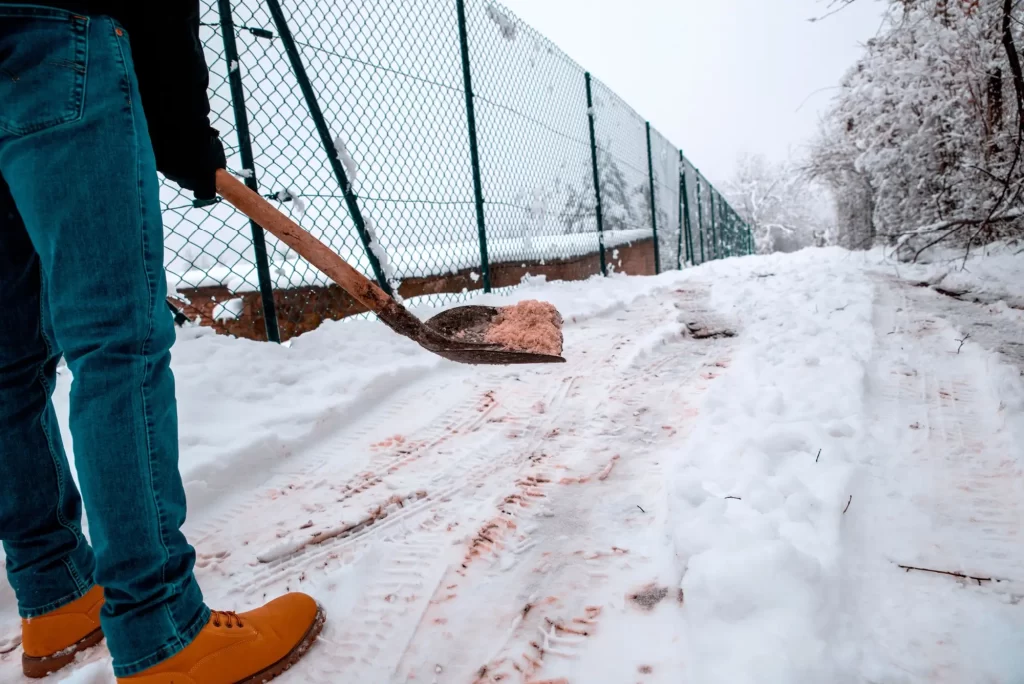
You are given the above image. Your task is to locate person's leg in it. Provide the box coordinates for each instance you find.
[0,175,97,618]
[0,9,208,677]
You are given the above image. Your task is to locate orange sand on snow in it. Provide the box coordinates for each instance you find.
[484,300,563,356]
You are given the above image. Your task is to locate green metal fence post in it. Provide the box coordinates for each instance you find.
[455,0,492,292]
[679,151,694,267]
[645,122,660,275]
[265,0,392,294]
[695,172,705,264]
[725,203,732,257]
[739,213,744,254]
[742,215,747,254]
[726,208,734,257]
[723,199,729,256]
[218,0,281,343]
[676,160,685,269]
[727,207,733,257]
[722,205,730,258]
[731,210,736,256]
[584,73,608,277]
[709,189,718,260]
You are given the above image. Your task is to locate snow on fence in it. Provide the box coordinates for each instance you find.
[162,0,752,341]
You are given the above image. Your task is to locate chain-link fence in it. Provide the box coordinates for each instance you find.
[163,0,753,342]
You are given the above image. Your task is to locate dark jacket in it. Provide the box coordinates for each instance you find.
[1,1,224,198]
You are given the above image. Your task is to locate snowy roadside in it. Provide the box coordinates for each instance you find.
[872,240,1024,369]
[2,246,1023,684]
[892,240,1024,307]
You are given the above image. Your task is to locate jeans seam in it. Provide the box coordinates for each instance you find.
[35,273,88,596]
[110,18,176,634]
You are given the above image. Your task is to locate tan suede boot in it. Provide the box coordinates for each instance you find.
[22,585,105,678]
[117,593,325,684]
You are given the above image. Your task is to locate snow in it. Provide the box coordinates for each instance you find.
[3,246,1024,683]
[891,240,1024,308]
[485,3,517,41]
[332,135,360,182]
[363,217,396,283]
[212,297,244,322]
[275,188,307,217]
[669,250,870,682]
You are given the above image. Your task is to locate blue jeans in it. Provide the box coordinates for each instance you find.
[0,6,209,677]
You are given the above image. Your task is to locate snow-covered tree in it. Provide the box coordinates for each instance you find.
[561,150,643,234]
[809,0,1024,255]
[721,153,834,254]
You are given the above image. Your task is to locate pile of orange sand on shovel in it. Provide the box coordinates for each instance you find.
[484,300,563,356]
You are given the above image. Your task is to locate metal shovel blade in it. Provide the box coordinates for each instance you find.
[417,306,566,366]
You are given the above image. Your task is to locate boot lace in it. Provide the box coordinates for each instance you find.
[211,610,244,629]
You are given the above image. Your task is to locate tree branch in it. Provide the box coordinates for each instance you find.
[1004,0,1024,130]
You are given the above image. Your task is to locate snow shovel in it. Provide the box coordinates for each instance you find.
[215,170,565,365]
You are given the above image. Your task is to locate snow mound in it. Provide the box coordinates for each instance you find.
[667,250,869,682]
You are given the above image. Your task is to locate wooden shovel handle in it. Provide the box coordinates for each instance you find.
[215,169,393,316]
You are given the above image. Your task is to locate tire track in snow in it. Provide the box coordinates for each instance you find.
[187,374,469,548]
[279,298,690,683]
[187,382,502,591]
[303,375,584,683]
[233,298,657,595]
[844,278,1024,683]
[272,313,655,681]
[244,371,583,592]
[199,296,674,576]
[462,358,725,684]
[391,291,734,683]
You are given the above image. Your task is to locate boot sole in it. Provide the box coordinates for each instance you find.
[237,603,327,684]
[22,627,105,679]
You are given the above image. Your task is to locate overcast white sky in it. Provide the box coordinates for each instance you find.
[498,0,886,183]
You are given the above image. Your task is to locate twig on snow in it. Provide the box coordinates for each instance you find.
[843,495,853,514]
[956,334,971,354]
[636,505,645,514]
[725,496,742,501]
[816,448,822,463]
[897,564,994,586]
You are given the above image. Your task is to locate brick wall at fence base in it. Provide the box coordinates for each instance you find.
[170,238,657,342]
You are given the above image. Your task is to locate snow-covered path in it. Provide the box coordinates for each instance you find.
[841,279,1024,683]
[2,248,1023,683]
